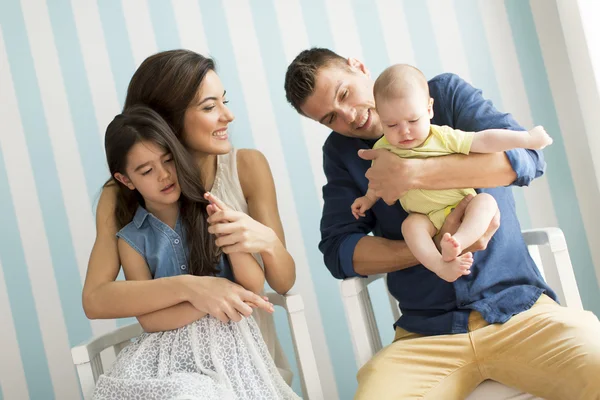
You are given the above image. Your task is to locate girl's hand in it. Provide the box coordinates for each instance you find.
[205,192,278,255]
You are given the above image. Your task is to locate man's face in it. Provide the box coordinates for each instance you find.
[300,59,383,140]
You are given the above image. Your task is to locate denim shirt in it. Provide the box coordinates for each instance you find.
[117,206,233,281]
[319,73,557,335]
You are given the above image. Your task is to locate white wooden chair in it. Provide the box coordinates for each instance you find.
[72,291,324,400]
[341,228,582,400]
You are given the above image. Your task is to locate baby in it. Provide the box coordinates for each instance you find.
[351,64,552,282]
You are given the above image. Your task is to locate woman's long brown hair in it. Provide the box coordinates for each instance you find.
[104,105,220,276]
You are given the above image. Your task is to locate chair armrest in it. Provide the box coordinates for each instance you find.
[522,228,583,310]
[71,323,143,365]
[265,291,324,400]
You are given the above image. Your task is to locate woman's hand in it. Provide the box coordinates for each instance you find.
[182,275,273,323]
[205,192,278,255]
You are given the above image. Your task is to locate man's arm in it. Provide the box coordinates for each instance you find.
[319,138,418,278]
[362,74,545,203]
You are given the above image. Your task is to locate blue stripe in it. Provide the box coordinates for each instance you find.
[0,0,93,347]
[453,0,532,229]
[402,1,442,78]
[298,0,335,49]
[198,0,254,150]
[0,150,54,398]
[505,0,600,315]
[250,2,357,397]
[350,0,389,77]
[46,0,108,207]
[97,0,136,106]
[147,0,181,51]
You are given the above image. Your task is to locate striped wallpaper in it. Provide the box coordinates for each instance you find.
[1,1,599,399]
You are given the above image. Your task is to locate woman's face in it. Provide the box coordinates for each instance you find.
[182,70,235,155]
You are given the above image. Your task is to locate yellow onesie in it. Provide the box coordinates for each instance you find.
[373,125,477,231]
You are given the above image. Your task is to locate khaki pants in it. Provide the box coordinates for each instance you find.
[355,295,600,399]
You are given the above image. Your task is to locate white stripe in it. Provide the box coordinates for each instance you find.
[70,0,121,337]
[0,260,29,400]
[479,0,559,230]
[70,0,122,135]
[375,0,416,66]
[324,0,364,61]
[0,28,79,400]
[171,0,210,56]
[121,0,157,67]
[530,0,600,285]
[426,0,471,80]
[221,1,338,398]
[20,0,115,337]
[273,0,329,209]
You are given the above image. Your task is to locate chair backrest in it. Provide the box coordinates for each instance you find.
[71,323,143,398]
[72,292,324,400]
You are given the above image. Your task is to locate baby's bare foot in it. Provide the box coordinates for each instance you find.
[434,252,473,282]
[441,232,462,261]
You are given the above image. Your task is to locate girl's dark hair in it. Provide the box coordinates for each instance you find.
[104,105,220,276]
[123,49,216,141]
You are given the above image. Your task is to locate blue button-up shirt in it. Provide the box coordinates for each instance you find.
[320,73,556,335]
[117,206,233,281]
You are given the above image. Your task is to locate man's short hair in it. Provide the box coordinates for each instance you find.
[284,48,348,115]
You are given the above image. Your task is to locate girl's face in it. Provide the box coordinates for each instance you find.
[115,140,181,210]
[182,70,235,155]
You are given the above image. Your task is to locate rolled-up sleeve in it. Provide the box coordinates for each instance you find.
[434,73,546,187]
[319,139,374,279]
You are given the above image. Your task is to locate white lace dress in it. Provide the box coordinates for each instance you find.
[93,315,300,400]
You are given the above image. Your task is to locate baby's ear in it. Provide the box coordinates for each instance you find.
[114,172,135,190]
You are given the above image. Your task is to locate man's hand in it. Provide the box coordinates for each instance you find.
[434,194,500,254]
[358,148,419,205]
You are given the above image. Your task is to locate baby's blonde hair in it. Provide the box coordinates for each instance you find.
[373,64,430,104]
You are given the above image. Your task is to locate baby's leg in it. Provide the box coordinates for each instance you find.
[441,193,498,261]
[403,214,473,282]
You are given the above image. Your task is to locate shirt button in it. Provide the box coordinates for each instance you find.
[174,239,180,244]
[180,265,186,270]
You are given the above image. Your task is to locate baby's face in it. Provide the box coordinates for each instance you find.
[377,92,433,149]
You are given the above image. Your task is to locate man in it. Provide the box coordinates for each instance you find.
[284,48,600,399]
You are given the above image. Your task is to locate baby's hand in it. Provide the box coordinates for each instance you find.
[527,126,553,149]
[351,197,375,219]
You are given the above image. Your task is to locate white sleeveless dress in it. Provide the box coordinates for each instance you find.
[92,149,297,400]
[211,149,293,385]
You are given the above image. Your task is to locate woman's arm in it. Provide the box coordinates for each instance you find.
[238,150,296,294]
[117,238,207,332]
[228,253,265,294]
[83,185,269,322]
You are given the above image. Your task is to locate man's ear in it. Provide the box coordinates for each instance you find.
[114,172,135,190]
[347,57,371,78]
[428,97,435,119]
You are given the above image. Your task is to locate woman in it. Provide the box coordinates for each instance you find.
[83,49,295,383]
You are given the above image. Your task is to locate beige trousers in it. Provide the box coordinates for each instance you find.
[355,295,600,400]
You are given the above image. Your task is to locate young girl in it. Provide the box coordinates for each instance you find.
[93,105,300,400]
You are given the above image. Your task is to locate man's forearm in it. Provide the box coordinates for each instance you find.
[416,152,516,190]
[353,236,419,276]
